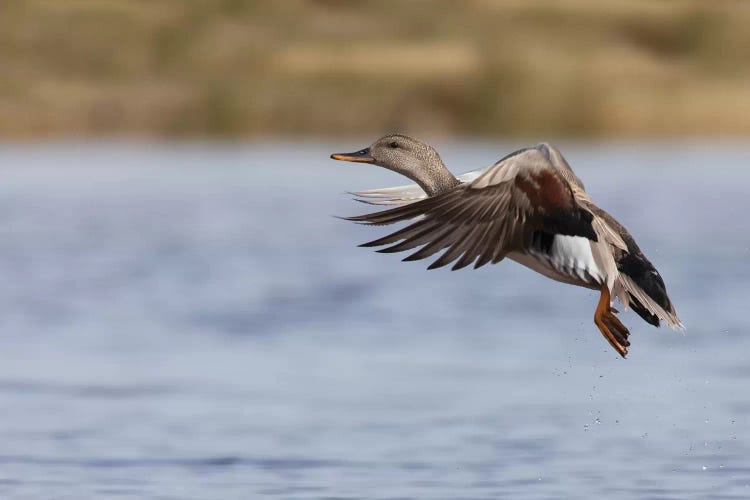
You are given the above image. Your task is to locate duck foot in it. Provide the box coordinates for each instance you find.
[594,285,630,357]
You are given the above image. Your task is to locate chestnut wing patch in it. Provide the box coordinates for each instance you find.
[514,169,597,241]
[515,169,573,211]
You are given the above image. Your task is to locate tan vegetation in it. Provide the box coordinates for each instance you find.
[1,0,749,138]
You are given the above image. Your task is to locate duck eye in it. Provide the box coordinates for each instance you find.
[389,141,399,149]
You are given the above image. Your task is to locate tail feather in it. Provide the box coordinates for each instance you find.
[619,274,684,330]
[627,293,660,327]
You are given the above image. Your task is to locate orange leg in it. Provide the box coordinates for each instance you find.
[593,284,631,357]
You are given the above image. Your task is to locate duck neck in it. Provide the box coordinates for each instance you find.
[413,158,460,197]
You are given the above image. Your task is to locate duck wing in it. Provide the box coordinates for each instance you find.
[344,146,597,271]
[350,169,483,206]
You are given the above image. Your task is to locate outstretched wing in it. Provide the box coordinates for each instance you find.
[344,147,597,271]
[350,169,484,206]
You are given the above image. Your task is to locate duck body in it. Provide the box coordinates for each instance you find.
[332,136,682,357]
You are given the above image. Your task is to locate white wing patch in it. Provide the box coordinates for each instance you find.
[528,235,603,284]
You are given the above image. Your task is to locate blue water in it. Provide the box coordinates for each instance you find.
[0,141,747,499]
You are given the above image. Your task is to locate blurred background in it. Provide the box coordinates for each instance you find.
[3,0,750,139]
[1,2,749,499]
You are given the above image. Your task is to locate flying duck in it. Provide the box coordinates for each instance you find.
[331,134,683,357]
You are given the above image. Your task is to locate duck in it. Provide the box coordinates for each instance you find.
[331,134,683,357]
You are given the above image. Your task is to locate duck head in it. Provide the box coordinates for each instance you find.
[331,134,459,196]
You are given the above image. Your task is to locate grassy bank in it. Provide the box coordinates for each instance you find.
[1,0,749,138]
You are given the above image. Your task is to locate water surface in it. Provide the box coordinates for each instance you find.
[0,141,747,499]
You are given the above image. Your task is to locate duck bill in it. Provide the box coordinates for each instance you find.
[330,148,375,163]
